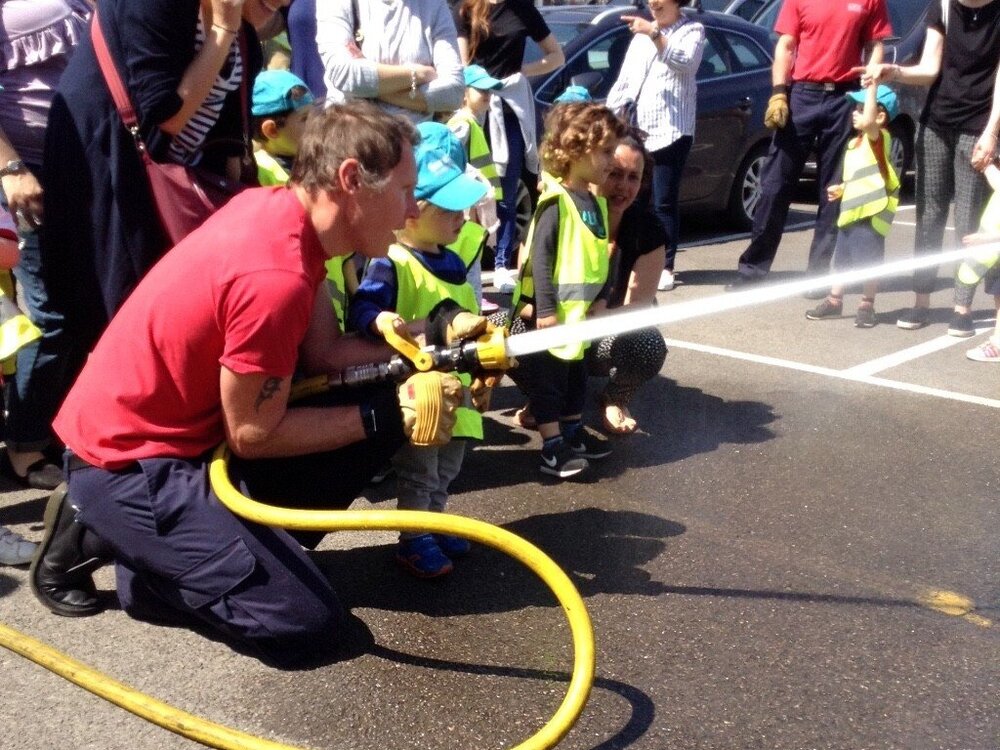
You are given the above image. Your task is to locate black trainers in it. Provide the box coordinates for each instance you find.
[566,429,612,460]
[947,312,975,338]
[805,298,843,320]
[854,306,877,328]
[540,439,588,478]
[897,307,929,330]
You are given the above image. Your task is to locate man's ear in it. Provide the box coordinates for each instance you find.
[261,118,281,140]
[337,158,363,193]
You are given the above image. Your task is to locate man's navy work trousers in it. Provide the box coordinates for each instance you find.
[737,84,854,279]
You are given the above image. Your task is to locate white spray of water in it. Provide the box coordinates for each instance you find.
[503,242,1000,359]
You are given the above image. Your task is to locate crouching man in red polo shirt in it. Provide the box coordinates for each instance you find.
[29,102,465,666]
[728,0,893,292]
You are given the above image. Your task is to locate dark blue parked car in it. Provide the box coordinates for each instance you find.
[524,5,776,230]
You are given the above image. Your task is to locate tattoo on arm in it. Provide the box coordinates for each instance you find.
[254,377,282,413]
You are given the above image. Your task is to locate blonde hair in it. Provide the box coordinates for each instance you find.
[539,103,627,179]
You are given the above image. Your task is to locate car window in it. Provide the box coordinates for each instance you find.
[751,0,780,32]
[724,31,770,72]
[697,32,731,80]
[537,27,630,102]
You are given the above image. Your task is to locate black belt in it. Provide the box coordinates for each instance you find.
[66,452,96,472]
[795,81,854,93]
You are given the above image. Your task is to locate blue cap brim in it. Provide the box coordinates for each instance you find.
[424,174,489,211]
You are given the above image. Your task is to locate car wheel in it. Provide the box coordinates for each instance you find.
[888,119,914,179]
[727,142,768,231]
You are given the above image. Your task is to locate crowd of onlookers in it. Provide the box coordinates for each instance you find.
[2,0,1000,582]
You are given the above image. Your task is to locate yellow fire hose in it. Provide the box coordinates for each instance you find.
[0,365,596,749]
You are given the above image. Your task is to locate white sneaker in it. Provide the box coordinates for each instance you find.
[494,267,516,294]
[657,269,675,292]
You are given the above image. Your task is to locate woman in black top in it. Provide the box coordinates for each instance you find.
[868,0,1000,332]
[508,133,668,435]
[588,134,668,433]
[454,0,563,293]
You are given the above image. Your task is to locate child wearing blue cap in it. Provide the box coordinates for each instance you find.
[349,121,490,577]
[251,69,315,187]
[806,82,900,328]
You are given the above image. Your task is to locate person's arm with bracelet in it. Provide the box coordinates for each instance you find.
[0,124,42,228]
[764,33,796,129]
[521,34,564,78]
[380,6,464,113]
[972,65,1000,171]
[159,0,249,136]
[315,0,436,101]
[862,26,943,88]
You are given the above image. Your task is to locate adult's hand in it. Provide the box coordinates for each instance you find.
[397,371,463,446]
[852,63,893,87]
[971,130,997,172]
[1,171,43,229]
[764,92,788,130]
[536,314,558,329]
[211,0,247,32]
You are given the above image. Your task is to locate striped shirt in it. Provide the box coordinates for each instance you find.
[606,17,705,154]
[168,21,242,166]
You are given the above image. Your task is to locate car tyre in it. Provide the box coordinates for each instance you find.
[727,142,769,231]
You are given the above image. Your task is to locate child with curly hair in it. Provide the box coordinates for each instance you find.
[511,102,626,478]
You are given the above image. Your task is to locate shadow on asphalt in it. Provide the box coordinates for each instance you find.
[0,493,46,528]
[314,507,685,619]
[365,642,657,750]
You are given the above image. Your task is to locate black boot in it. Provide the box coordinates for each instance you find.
[30,483,111,617]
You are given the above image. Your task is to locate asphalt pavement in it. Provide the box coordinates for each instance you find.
[1,191,997,750]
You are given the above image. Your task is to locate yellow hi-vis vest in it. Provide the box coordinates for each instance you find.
[837,130,899,236]
[513,180,609,361]
[387,244,483,439]
[0,270,41,369]
[254,149,291,187]
[448,110,502,201]
[447,221,488,272]
[956,191,1000,286]
[324,254,354,333]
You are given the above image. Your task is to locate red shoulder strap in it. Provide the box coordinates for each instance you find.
[90,10,139,131]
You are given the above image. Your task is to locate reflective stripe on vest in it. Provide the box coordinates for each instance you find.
[448,112,502,201]
[388,244,483,439]
[514,180,609,361]
[324,254,353,334]
[448,221,488,271]
[837,131,899,236]
[254,149,291,187]
[956,194,1000,285]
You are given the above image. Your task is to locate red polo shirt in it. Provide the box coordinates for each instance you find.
[776,0,893,84]
[54,187,328,469]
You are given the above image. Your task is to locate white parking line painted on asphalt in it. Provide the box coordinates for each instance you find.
[662,337,1000,409]
[843,324,996,377]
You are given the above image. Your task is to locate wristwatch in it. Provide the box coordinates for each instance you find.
[0,159,26,177]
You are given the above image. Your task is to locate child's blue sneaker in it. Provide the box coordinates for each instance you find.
[433,533,471,558]
[395,534,453,578]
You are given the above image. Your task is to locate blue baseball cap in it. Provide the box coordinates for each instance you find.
[252,70,315,117]
[554,84,592,104]
[463,64,503,91]
[846,84,898,122]
[414,122,487,211]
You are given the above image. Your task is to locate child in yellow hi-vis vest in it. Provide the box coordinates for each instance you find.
[0,205,43,565]
[957,160,1000,361]
[806,83,899,328]
[512,102,626,479]
[349,122,490,578]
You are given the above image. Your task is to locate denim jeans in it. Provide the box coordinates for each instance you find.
[2,174,67,451]
[493,103,525,272]
[651,135,693,271]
